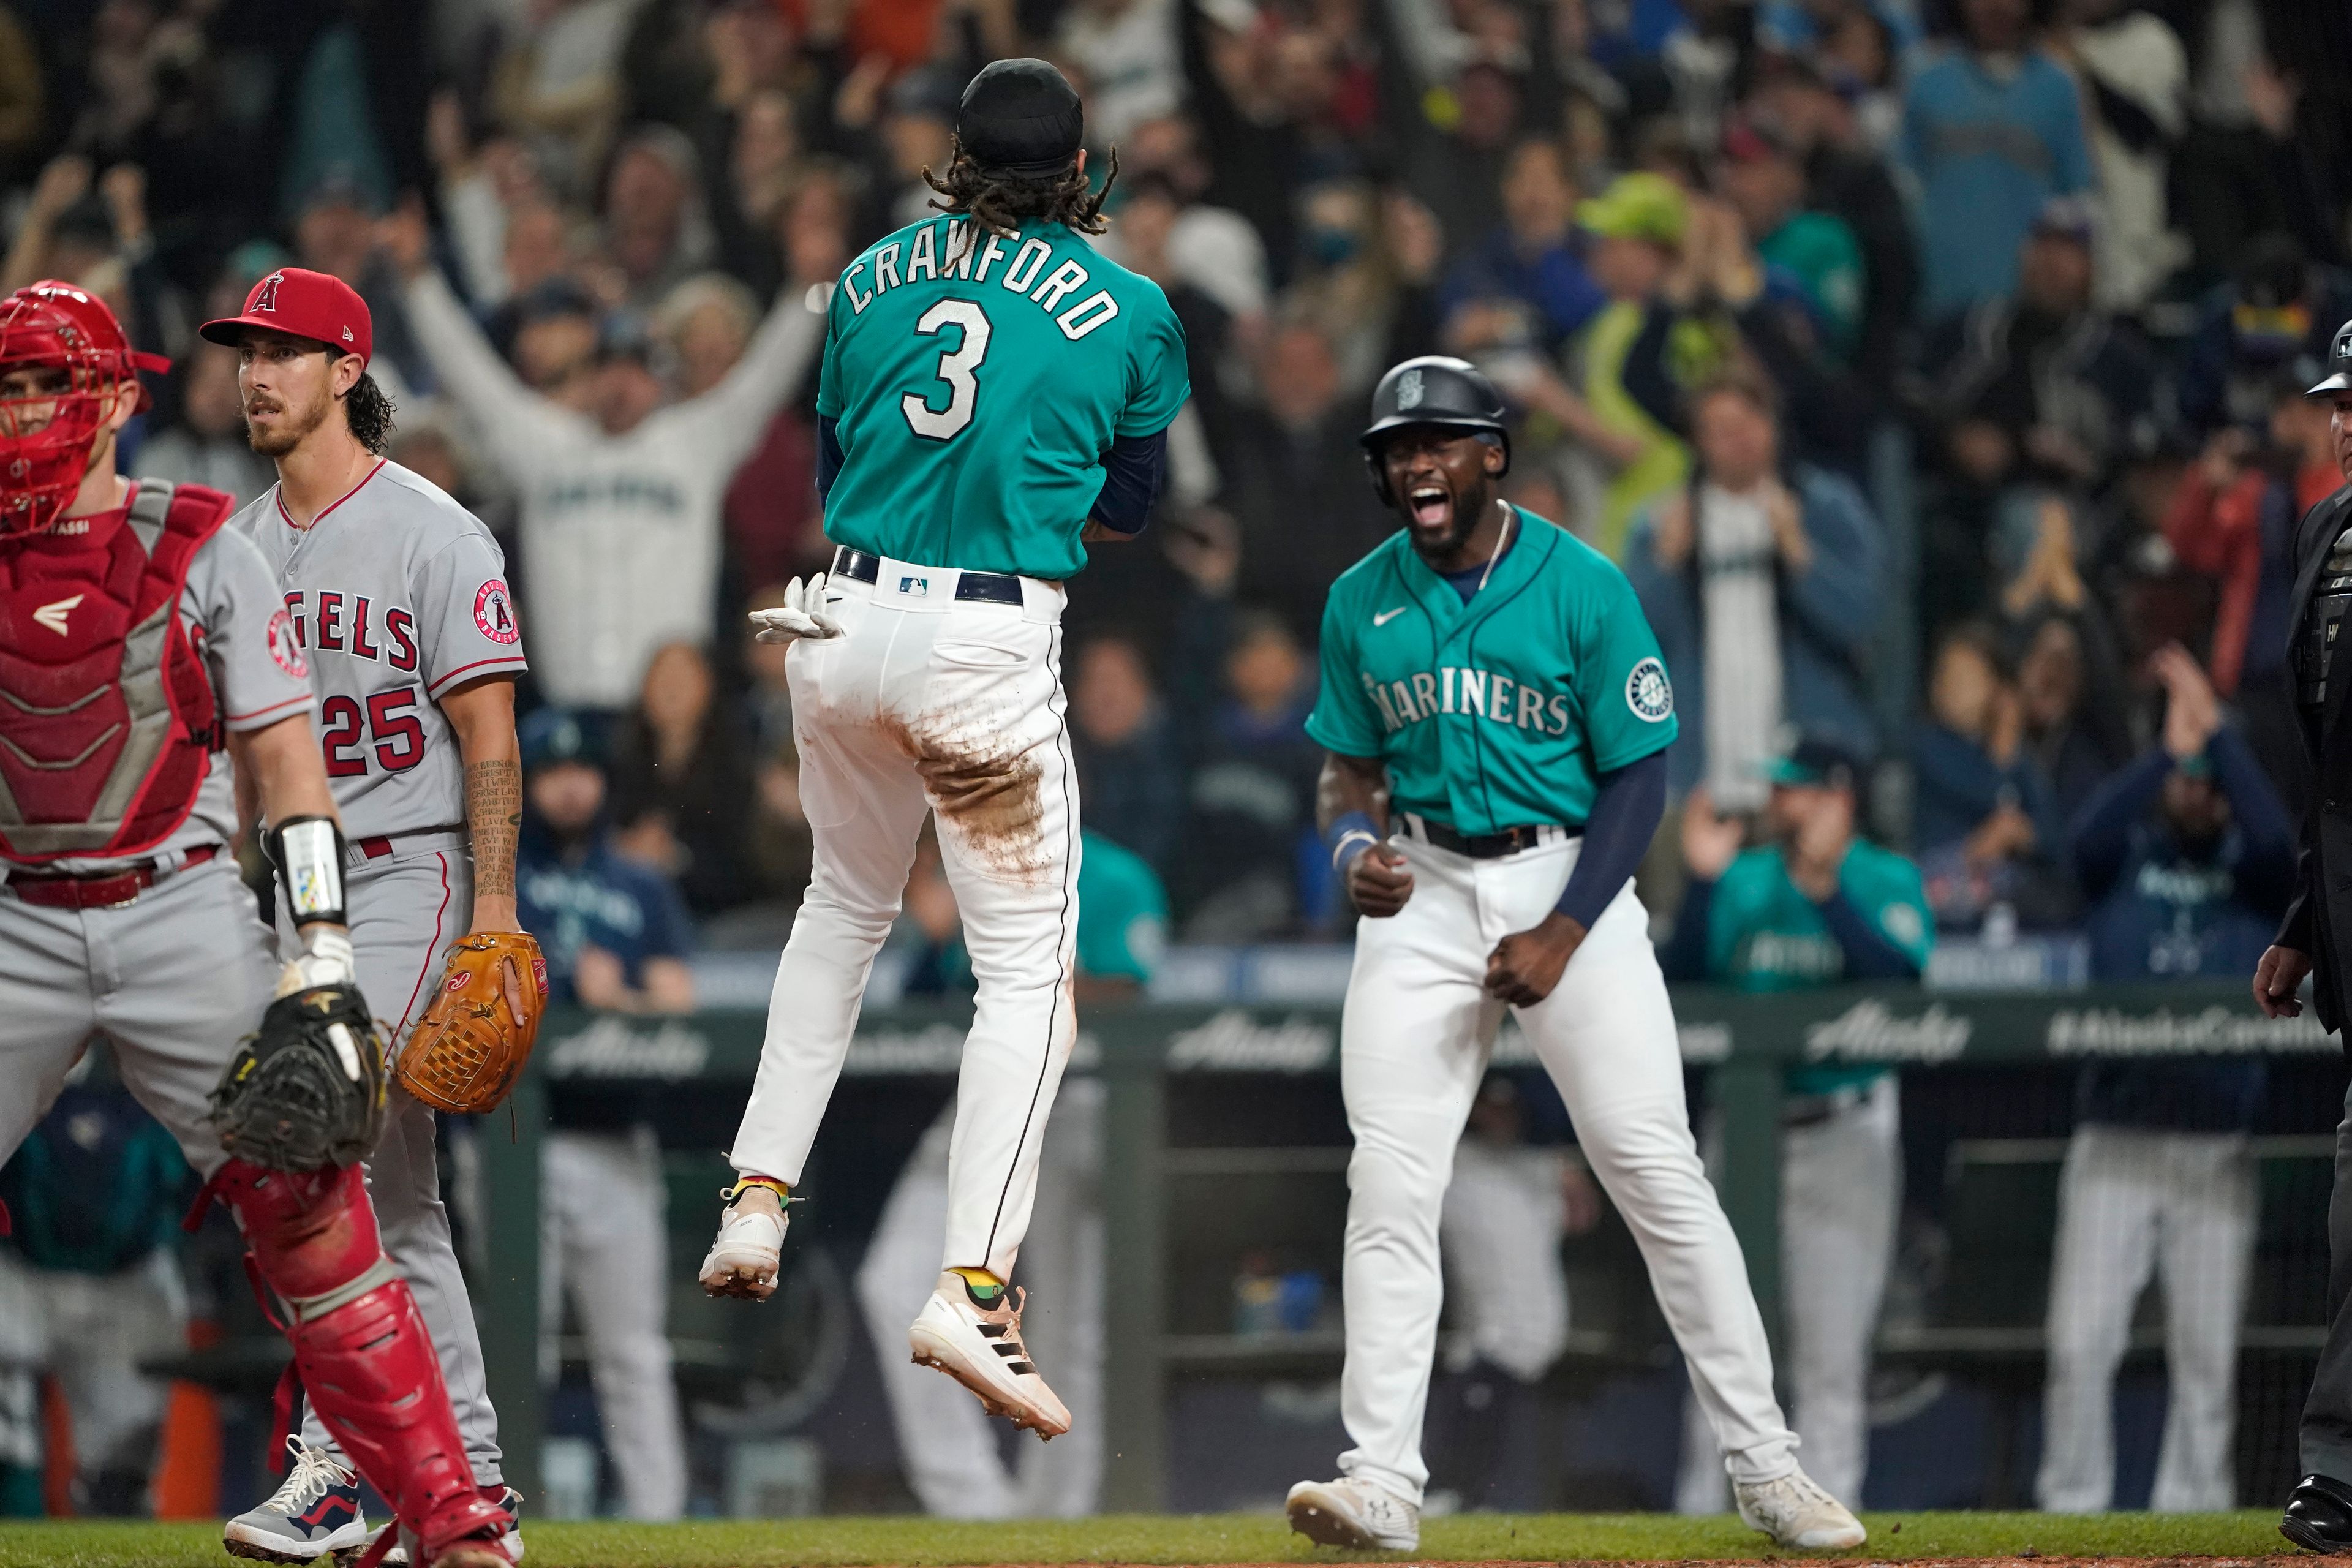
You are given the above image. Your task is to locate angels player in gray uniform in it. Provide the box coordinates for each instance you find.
[203,269,531,1564]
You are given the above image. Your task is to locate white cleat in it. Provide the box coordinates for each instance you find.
[699,1202,786,1300]
[907,1270,1072,1439]
[1736,1468,1867,1548]
[1286,1476,1421,1551]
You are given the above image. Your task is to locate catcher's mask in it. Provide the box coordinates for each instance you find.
[0,281,167,538]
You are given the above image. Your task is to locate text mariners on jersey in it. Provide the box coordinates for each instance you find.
[840,219,1122,341]
[1359,663,1593,737]
[280,589,423,669]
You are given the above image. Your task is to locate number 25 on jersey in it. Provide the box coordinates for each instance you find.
[903,300,991,441]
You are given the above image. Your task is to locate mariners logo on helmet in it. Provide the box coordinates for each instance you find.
[2338,323,2352,359]
[1626,657,1673,722]
[1397,369,1423,411]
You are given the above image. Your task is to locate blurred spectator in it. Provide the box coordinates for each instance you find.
[132,341,272,510]
[0,1079,191,1517]
[722,170,850,597]
[2173,0,2345,281]
[1918,198,2168,504]
[1167,607,1321,940]
[488,0,640,189]
[1404,59,1526,266]
[389,212,821,714]
[2165,372,2345,807]
[865,67,959,234]
[609,641,762,915]
[1288,179,1442,393]
[515,707,692,1521]
[1715,114,1865,366]
[655,272,760,399]
[2177,235,2352,435]
[1664,736,1933,1515]
[1901,0,2095,319]
[1102,115,1272,333]
[1912,622,2071,931]
[1627,371,1883,810]
[1221,317,1395,627]
[1553,172,1692,558]
[2013,611,2132,824]
[598,126,717,310]
[2039,645,2292,1514]
[2053,0,2188,311]
[1749,53,1920,394]
[1057,0,1184,148]
[1069,636,1184,872]
[1429,1076,1599,1512]
[1441,138,1606,353]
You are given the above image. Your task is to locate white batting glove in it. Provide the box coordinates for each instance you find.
[274,927,357,997]
[748,573,845,644]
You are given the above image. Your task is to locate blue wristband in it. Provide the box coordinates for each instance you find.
[1328,810,1380,873]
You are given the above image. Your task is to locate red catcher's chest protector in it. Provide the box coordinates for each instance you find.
[0,480,232,862]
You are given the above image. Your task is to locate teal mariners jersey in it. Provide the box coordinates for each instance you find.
[1708,840,1934,1094]
[1074,831,1169,984]
[1305,508,1678,832]
[932,831,1169,988]
[816,213,1190,581]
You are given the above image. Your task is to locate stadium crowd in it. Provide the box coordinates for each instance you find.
[5,0,2352,1525]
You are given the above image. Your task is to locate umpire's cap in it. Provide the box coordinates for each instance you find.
[958,59,1083,181]
[2307,317,2352,396]
[1359,356,1511,502]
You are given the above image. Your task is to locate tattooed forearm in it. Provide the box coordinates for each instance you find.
[465,758,522,902]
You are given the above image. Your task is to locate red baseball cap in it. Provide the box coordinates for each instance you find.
[199,267,372,366]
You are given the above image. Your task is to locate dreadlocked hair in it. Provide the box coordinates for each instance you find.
[344,370,395,456]
[922,135,1118,242]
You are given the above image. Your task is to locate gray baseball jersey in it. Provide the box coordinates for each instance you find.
[28,494,317,876]
[233,459,528,838]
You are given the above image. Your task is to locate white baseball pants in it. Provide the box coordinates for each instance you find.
[1679,1078,1901,1512]
[857,1082,1105,1517]
[2037,1124,2254,1513]
[731,561,1079,1280]
[287,842,502,1487]
[540,1128,687,1519]
[1335,834,1796,1507]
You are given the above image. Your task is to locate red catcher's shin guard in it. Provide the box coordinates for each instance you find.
[214,1160,510,1564]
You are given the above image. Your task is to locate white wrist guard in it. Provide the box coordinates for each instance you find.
[269,815,347,929]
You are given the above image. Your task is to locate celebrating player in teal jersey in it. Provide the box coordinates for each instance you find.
[701,59,1189,1448]
[1285,357,1864,1556]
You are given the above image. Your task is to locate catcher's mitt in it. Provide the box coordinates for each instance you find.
[395,931,549,1114]
[211,984,390,1171]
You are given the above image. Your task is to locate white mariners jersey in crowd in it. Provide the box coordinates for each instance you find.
[233,459,528,840]
[32,501,317,875]
[403,268,823,710]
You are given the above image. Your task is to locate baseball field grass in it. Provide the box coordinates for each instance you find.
[0,1512,2302,1568]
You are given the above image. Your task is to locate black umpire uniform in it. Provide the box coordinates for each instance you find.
[2275,319,2352,1550]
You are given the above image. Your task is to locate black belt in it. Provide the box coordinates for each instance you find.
[832,548,1025,606]
[1406,816,1580,860]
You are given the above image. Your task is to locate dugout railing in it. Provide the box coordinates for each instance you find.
[464,981,2342,1511]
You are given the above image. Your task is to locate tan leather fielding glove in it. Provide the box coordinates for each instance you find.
[394,931,548,1114]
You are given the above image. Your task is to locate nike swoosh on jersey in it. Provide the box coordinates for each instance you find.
[1373,606,1409,627]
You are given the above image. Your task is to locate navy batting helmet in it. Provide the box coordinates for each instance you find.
[1359,356,1511,503]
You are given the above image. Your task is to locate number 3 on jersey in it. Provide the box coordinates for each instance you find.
[902,299,991,441]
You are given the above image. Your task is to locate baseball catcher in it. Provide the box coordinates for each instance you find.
[0,279,510,1567]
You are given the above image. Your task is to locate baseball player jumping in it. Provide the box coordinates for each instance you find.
[202,268,541,1564]
[1284,357,1864,1553]
[699,58,1188,1442]
[0,279,513,1567]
